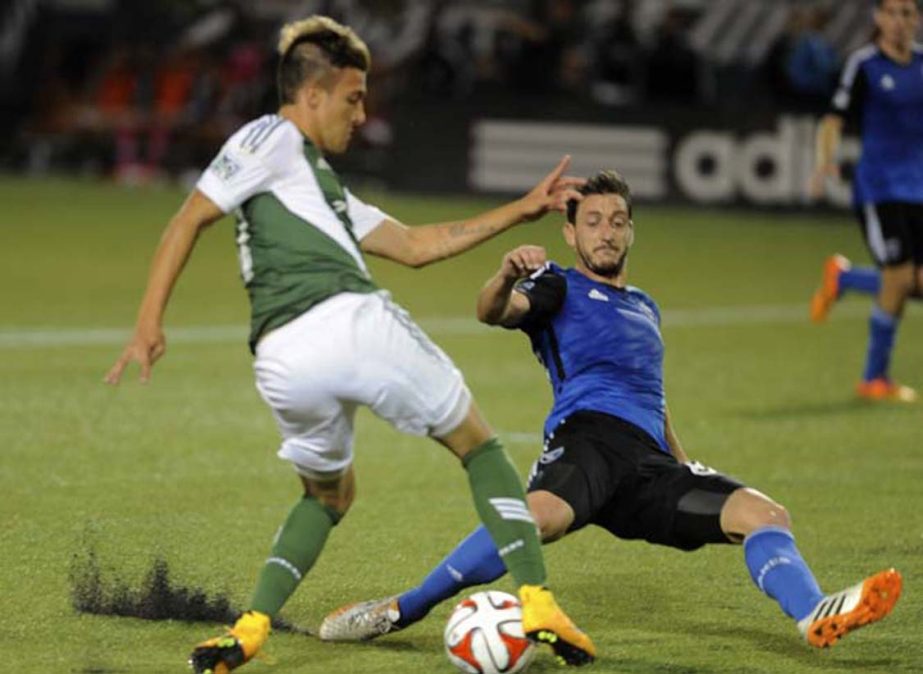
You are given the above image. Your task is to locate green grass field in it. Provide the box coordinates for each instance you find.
[2,176,921,673]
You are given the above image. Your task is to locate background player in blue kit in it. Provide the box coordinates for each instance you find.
[809,0,923,402]
[321,170,903,650]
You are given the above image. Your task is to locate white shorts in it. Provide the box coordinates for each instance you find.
[253,291,472,477]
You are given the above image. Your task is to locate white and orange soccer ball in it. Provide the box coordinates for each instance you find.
[444,590,535,674]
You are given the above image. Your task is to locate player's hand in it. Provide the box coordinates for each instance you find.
[808,163,840,199]
[104,324,166,385]
[518,156,584,222]
[500,245,547,281]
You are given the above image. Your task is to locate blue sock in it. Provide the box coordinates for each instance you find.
[743,526,824,621]
[396,526,506,627]
[839,267,880,296]
[862,306,898,382]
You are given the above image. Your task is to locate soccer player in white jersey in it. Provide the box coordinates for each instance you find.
[105,15,595,674]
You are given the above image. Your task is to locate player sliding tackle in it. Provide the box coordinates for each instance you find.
[105,15,594,673]
[321,170,903,650]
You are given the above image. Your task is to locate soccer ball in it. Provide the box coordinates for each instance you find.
[444,590,535,674]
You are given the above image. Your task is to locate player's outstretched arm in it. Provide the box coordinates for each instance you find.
[360,156,582,268]
[104,190,224,385]
[476,245,546,327]
[808,114,844,199]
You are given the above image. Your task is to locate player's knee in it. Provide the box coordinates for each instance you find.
[722,488,791,538]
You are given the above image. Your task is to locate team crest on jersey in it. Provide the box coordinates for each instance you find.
[210,153,241,182]
[539,446,565,465]
[880,74,896,91]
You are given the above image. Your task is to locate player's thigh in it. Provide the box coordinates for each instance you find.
[595,456,744,551]
[856,202,915,267]
[253,297,366,475]
[526,413,623,533]
[349,292,472,440]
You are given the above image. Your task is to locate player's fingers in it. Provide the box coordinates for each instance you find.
[540,155,571,190]
[139,356,152,384]
[104,357,128,385]
[555,175,586,190]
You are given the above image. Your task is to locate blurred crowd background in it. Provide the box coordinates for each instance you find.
[0,0,893,191]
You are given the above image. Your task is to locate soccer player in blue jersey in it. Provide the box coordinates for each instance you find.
[809,0,922,402]
[321,170,903,651]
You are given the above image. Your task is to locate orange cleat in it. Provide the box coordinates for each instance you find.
[519,585,595,666]
[810,254,850,323]
[856,378,918,403]
[798,569,902,648]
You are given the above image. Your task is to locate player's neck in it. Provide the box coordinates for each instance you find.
[877,39,913,64]
[279,106,326,153]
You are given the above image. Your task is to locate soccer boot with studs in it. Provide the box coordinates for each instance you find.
[318,596,403,641]
[856,378,918,403]
[188,610,270,673]
[519,585,596,666]
[798,568,902,648]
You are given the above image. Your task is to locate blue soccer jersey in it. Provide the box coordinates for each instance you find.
[515,263,668,452]
[831,43,923,205]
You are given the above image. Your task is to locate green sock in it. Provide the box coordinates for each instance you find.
[464,438,546,587]
[249,496,340,616]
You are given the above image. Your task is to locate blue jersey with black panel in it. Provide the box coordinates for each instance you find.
[515,263,668,452]
[831,43,923,205]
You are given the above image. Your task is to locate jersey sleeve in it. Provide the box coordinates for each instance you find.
[196,117,294,213]
[345,188,389,240]
[830,53,868,123]
[514,265,567,332]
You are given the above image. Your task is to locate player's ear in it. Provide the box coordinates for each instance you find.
[563,222,576,249]
[627,221,635,247]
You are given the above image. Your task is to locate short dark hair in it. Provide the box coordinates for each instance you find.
[277,16,371,105]
[566,170,633,224]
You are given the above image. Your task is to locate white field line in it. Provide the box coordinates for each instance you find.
[0,301,917,349]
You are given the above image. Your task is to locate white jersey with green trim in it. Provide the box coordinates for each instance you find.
[196,114,389,351]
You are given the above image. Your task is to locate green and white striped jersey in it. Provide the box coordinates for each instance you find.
[197,115,388,352]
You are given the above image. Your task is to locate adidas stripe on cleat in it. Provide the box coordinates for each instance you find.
[188,610,270,673]
[798,569,902,648]
[519,585,596,667]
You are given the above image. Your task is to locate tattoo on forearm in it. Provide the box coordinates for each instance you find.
[447,221,496,238]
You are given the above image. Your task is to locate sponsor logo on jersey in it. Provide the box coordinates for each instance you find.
[210,153,241,182]
[588,288,609,302]
[539,446,565,465]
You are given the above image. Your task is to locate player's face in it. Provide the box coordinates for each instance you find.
[565,193,633,279]
[313,67,367,154]
[875,0,920,50]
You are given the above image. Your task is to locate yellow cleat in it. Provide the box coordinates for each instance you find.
[188,610,270,673]
[810,254,850,323]
[519,585,595,666]
[857,378,918,403]
[799,569,902,648]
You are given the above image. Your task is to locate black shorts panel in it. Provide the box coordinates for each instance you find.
[856,202,923,267]
[527,411,744,551]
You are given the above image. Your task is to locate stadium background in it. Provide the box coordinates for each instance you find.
[1,1,921,672]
